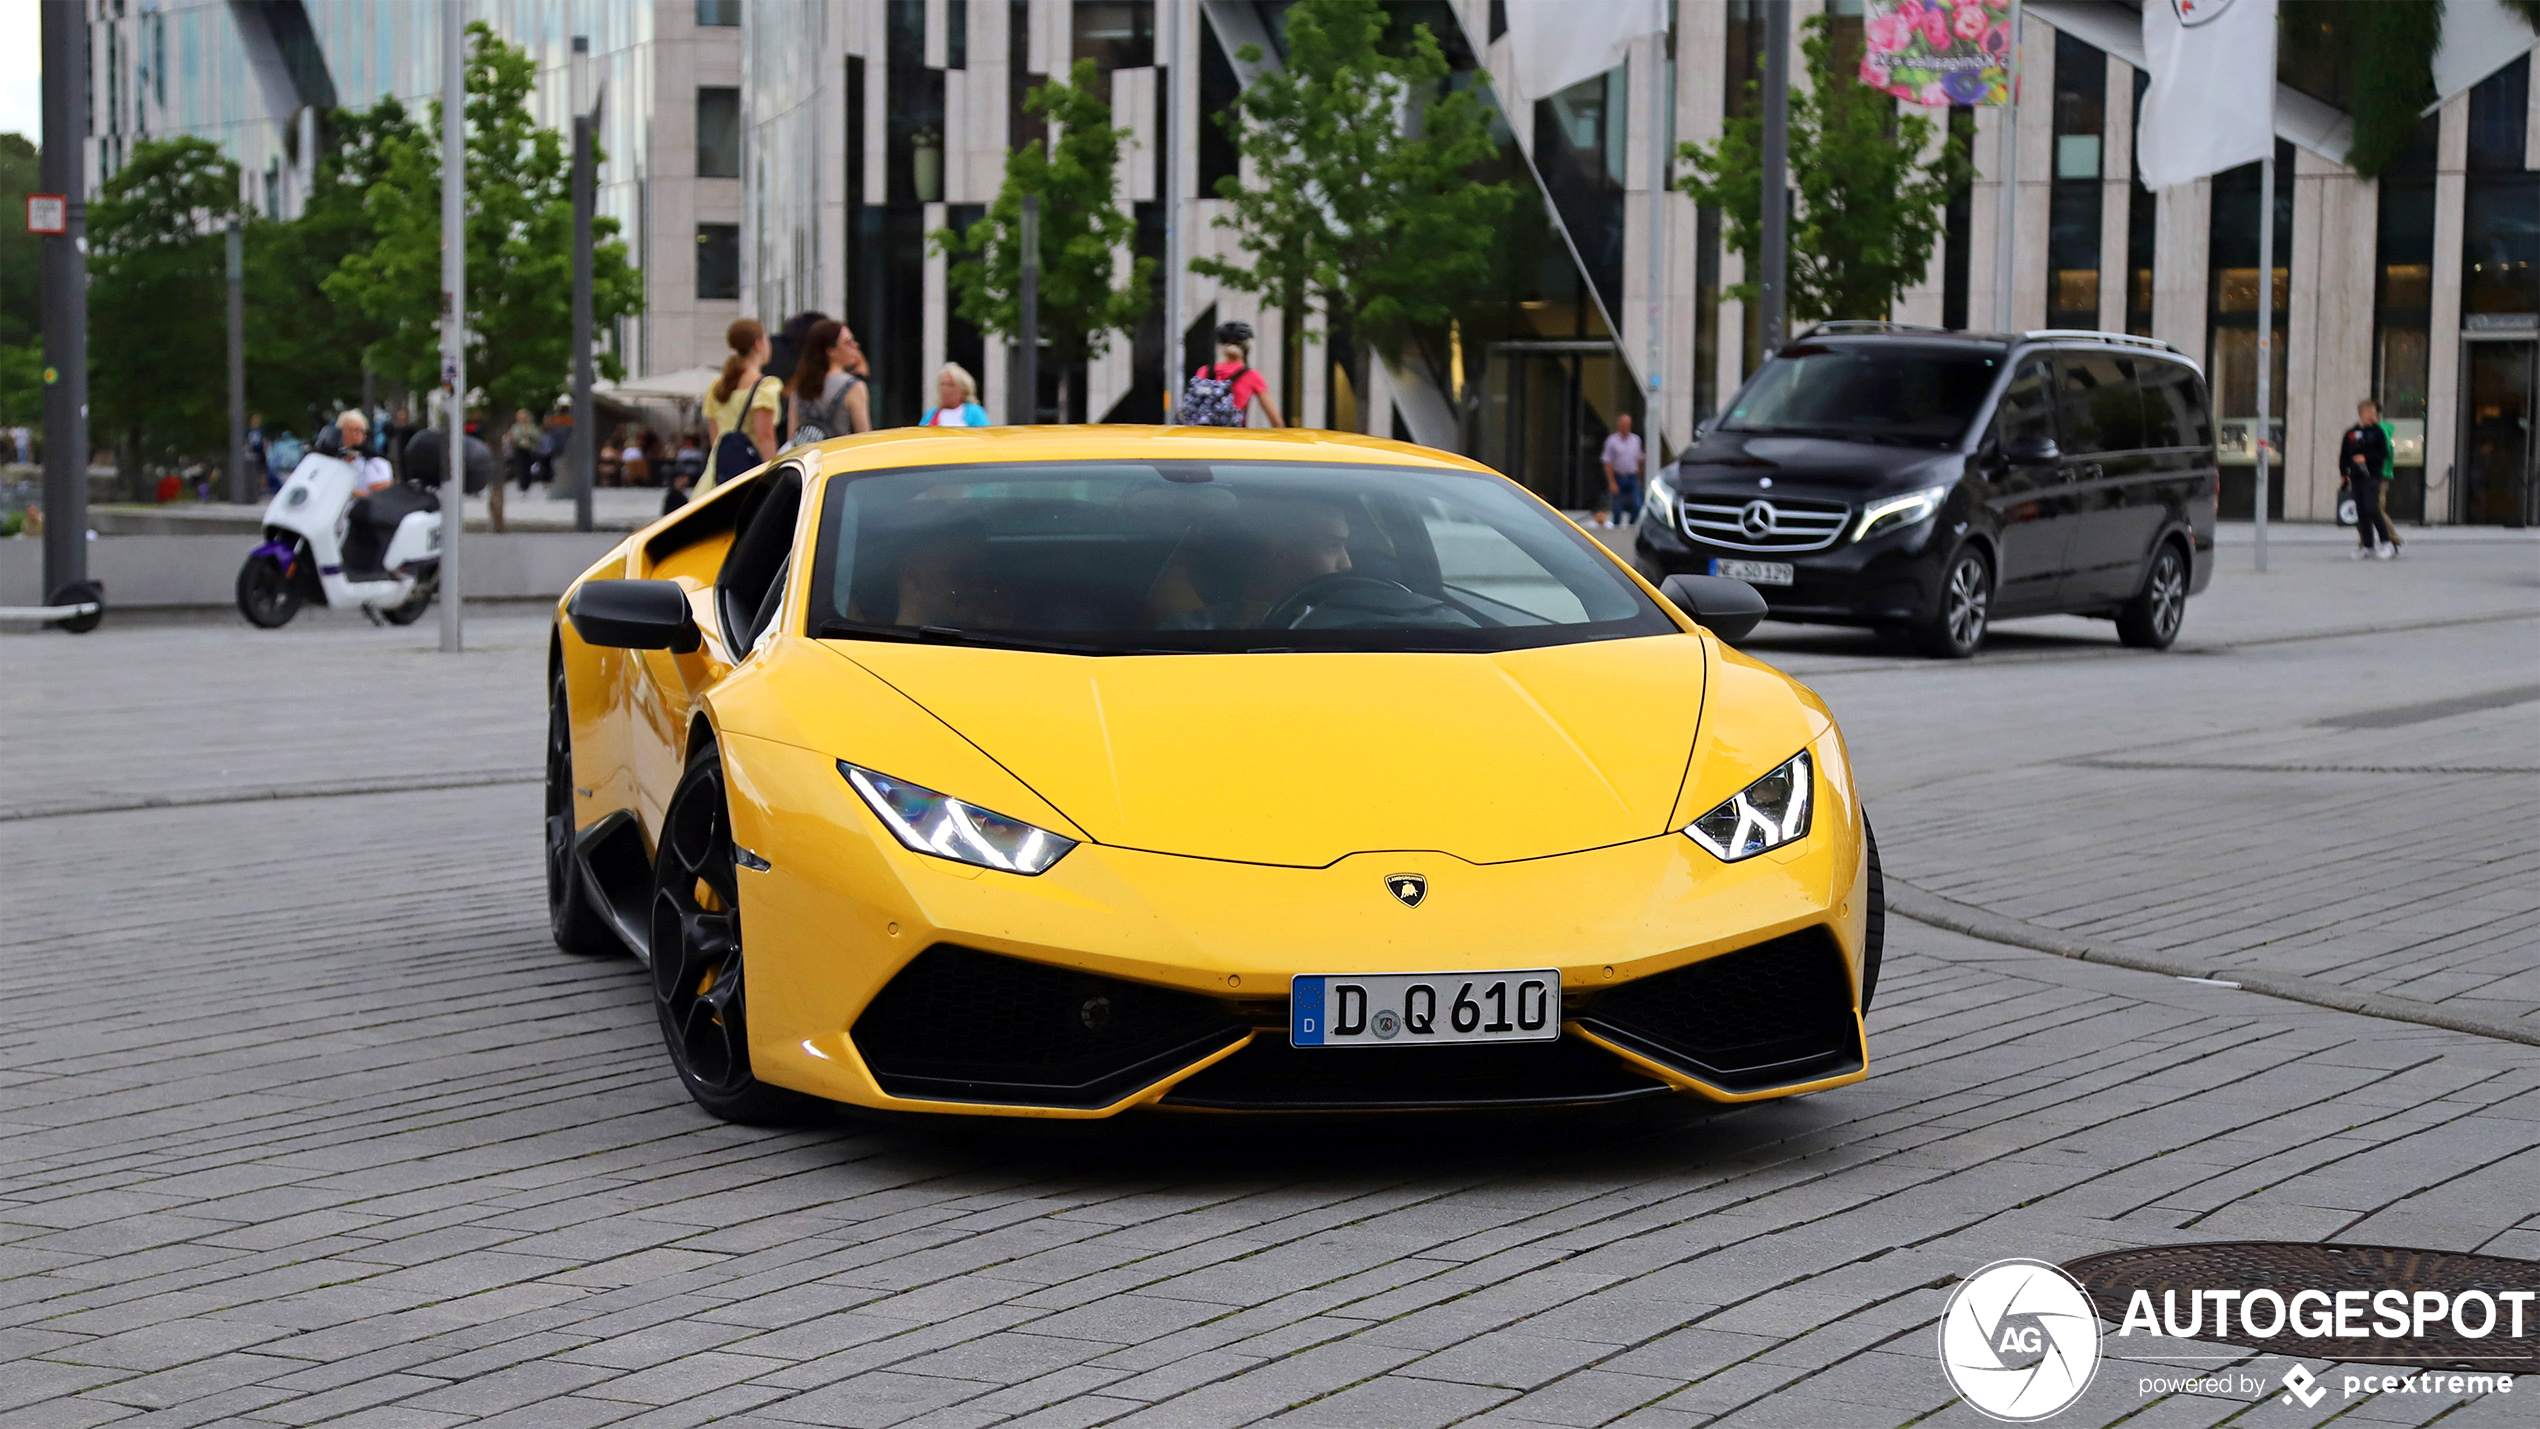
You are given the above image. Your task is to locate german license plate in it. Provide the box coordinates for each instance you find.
[1710,558,1795,585]
[1290,970,1560,1048]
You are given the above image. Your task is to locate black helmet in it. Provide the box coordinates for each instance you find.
[1215,321,1254,348]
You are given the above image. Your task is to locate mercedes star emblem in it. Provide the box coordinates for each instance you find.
[1740,500,1777,538]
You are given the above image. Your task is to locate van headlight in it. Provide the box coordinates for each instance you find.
[1645,475,1678,527]
[1853,485,1949,542]
[1684,752,1812,861]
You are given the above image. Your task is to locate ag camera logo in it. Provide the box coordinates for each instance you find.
[1939,1259,2103,1421]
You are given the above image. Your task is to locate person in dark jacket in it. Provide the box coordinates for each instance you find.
[2338,399,2397,560]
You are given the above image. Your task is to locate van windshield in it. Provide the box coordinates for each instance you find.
[808,461,1677,655]
[1721,343,2003,445]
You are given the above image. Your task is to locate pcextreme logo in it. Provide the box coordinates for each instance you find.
[1937,1259,2103,1421]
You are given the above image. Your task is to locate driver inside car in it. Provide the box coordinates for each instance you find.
[1147,498,1354,630]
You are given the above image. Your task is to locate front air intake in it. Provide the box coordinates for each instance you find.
[1576,927,1862,1092]
[852,945,1245,1107]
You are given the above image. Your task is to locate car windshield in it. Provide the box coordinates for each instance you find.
[808,460,1675,654]
[1721,343,2003,445]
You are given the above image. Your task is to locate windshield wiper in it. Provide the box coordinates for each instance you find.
[817,618,1112,654]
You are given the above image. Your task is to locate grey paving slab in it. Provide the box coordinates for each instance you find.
[5,550,2538,1427]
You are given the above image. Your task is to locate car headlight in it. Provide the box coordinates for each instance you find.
[1645,475,1678,526]
[840,763,1077,875]
[1684,751,1812,861]
[1853,485,1950,542]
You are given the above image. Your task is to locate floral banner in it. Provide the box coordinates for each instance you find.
[1861,0,2014,106]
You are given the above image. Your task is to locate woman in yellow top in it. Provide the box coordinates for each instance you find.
[699,318,782,495]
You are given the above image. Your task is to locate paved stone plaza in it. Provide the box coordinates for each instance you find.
[4,531,2537,1427]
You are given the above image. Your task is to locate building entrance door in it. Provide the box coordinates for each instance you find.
[2458,335,2536,527]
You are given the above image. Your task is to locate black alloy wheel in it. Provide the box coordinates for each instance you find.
[546,661,621,957]
[235,554,301,628]
[1861,820,1886,1015]
[650,740,819,1124]
[1914,546,1991,659]
[2117,542,2188,650]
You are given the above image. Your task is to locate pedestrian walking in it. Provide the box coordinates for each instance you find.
[781,319,870,450]
[2339,399,2398,561]
[1600,414,1644,528]
[1176,322,1283,427]
[700,318,781,496]
[245,413,270,496]
[919,364,992,427]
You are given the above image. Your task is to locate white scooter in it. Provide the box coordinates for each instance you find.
[236,432,442,627]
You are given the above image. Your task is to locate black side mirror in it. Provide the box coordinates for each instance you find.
[2003,433,2060,464]
[569,579,702,653]
[1658,574,1769,643]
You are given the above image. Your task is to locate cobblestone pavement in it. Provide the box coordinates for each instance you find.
[3,538,2536,1428]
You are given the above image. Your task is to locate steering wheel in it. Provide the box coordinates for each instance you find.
[1257,573,1437,630]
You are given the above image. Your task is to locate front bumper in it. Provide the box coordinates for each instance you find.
[1635,502,1947,627]
[720,734,1872,1118]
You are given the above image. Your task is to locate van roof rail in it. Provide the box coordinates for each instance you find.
[2019,329,2184,356]
[1794,321,1959,339]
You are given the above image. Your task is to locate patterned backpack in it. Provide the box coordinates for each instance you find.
[1176,365,1250,426]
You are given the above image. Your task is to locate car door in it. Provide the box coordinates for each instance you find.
[1980,356,2079,611]
[2057,351,2157,603]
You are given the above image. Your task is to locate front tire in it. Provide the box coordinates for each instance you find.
[236,555,301,628]
[1913,546,1991,659]
[546,661,622,957]
[650,740,821,1125]
[2116,541,2188,650]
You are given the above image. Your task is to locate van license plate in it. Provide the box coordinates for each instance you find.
[1710,558,1794,585]
[1291,971,1561,1047]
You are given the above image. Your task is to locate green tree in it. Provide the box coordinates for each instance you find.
[87,137,248,470]
[1194,0,1510,432]
[328,22,640,423]
[0,132,42,430]
[933,60,1152,421]
[1678,13,1972,324]
[247,99,422,434]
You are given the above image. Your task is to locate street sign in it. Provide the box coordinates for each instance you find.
[26,194,65,235]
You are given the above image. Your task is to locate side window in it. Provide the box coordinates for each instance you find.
[2139,360,2197,449]
[2056,353,2141,454]
[1421,499,1589,625]
[1995,359,2057,451]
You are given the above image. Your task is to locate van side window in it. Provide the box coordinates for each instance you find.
[2139,360,2200,449]
[2057,353,2142,453]
[1996,359,2056,450]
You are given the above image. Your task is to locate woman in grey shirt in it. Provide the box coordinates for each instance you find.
[784,319,871,449]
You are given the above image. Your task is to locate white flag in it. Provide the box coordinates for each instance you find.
[2137,0,2277,191]
[1504,0,1668,102]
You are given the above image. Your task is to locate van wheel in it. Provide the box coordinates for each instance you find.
[1914,547,1991,658]
[2117,542,2188,650]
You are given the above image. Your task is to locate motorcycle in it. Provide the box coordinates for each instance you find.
[236,427,445,628]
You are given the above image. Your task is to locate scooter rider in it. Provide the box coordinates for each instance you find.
[334,410,394,496]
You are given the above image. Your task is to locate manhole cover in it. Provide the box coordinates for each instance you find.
[2065,1242,2540,1370]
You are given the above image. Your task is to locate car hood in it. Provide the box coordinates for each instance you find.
[1674,431,1961,492]
[827,637,1708,867]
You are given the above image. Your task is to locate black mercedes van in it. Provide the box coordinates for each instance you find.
[1636,325,2217,657]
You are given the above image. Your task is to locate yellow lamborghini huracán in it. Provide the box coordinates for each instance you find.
[547,427,1882,1122]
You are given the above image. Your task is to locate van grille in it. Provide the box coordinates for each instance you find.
[1680,495,1850,552]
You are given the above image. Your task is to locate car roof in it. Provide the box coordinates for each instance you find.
[800,425,1501,479]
